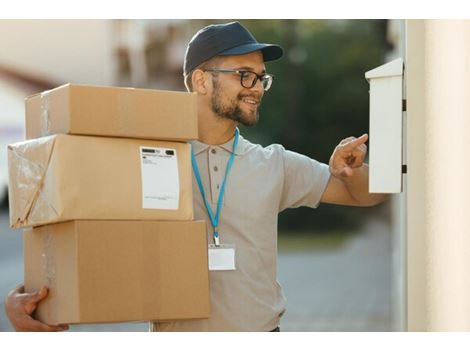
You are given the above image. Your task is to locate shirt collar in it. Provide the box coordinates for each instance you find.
[190,129,246,156]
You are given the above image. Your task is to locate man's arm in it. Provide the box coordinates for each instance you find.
[4,284,69,332]
[320,134,389,207]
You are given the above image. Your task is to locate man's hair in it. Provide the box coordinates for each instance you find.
[184,56,223,92]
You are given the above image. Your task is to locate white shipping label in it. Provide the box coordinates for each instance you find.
[140,146,179,210]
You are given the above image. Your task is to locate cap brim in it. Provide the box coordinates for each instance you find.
[219,43,284,62]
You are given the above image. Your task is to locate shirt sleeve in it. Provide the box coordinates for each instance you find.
[277,145,331,212]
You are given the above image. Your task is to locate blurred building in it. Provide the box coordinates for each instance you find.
[0,19,199,89]
[0,19,196,202]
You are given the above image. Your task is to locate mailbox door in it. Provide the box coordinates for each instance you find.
[365,58,404,194]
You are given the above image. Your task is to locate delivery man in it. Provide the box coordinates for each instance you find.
[4,21,388,332]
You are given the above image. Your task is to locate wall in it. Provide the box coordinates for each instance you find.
[407,19,470,331]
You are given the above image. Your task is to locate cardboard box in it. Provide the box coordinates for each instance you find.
[8,134,194,228]
[25,83,198,141]
[24,220,210,325]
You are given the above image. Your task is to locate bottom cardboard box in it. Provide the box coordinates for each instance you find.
[24,220,210,325]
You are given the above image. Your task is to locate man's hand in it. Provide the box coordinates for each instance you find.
[4,284,69,332]
[322,133,387,207]
[329,134,368,179]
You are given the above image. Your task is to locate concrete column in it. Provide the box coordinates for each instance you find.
[406,20,470,331]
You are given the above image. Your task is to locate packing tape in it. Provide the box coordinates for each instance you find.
[8,136,58,228]
[40,90,51,136]
[41,229,58,320]
[42,230,56,287]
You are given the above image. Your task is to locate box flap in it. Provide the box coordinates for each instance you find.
[8,136,57,228]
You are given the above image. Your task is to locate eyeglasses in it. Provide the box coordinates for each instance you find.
[203,68,275,91]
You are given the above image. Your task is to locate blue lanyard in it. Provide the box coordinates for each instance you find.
[191,128,239,246]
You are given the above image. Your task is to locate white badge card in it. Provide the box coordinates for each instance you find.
[208,244,236,271]
[140,146,179,210]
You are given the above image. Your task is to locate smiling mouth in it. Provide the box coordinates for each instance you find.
[241,98,260,107]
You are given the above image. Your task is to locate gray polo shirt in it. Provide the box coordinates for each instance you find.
[151,133,331,331]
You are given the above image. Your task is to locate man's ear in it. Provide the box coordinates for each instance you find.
[192,69,209,95]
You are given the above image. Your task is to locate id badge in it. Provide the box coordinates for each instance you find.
[208,244,236,271]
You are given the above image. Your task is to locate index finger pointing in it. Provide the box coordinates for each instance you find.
[344,134,368,149]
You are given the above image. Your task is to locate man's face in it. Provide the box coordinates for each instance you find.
[208,51,266,127]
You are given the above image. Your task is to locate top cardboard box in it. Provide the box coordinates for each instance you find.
[25,83,198,141]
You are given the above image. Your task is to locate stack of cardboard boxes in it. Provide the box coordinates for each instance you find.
[8,83,210,325]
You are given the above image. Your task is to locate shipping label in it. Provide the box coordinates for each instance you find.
[140,146,179,210]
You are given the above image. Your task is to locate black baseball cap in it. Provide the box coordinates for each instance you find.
[183,21,284,76]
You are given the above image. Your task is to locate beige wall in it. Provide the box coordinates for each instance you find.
[0,20,115,85]
[406,20,470,331]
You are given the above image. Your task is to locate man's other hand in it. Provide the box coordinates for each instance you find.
[4,284,69,332]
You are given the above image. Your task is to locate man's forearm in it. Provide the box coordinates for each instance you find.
[341,164,389,206]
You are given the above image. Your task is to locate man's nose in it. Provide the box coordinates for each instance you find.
[250,78,264,95]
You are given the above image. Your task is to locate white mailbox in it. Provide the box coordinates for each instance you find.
[365,58,404,194]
